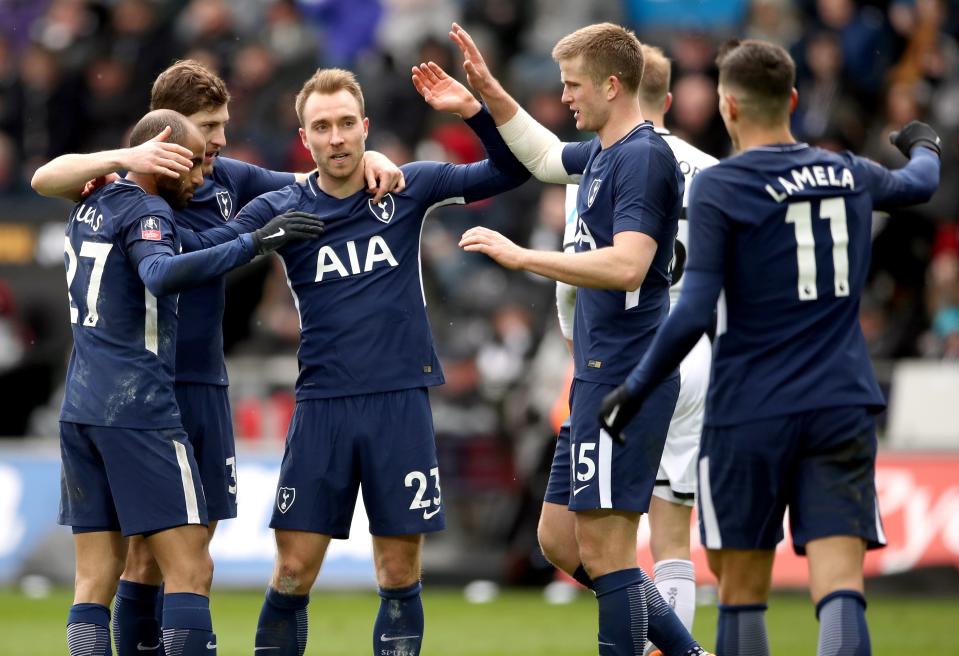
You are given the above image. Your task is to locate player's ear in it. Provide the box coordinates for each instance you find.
[299,127,308,150]
[362,117,370,139]
[788,88,799,114]
[663,91,673,114]
[606,75,619,101]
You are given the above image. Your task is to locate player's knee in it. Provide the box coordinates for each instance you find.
[537,525,575,572]
[273,555,318,594]
[374,554,419,589]
[121,546,162,584]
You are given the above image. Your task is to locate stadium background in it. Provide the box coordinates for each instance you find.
[0,0,957,653]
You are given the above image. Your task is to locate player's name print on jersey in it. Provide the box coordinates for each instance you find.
[73,203,103,232]
[316,235,399,282]
[765,164,855,202]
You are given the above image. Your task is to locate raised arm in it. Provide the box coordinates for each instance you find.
[31,127,193,201]
[859,122,941,208]
[448,23,576,184]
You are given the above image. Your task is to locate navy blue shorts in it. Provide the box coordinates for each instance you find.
[175,383,237,521]
[58,422,208,536]
[270,388,445,538]
[546,377,679,512]
[697,406,887,554]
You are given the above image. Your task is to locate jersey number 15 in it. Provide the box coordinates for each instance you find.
[785,197,850,301]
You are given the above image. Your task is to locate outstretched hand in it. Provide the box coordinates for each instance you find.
[411,61,482,119]
[459,226,527,270]
[123,126,195,179]
[251,211,325,255]
[449,23,499,98]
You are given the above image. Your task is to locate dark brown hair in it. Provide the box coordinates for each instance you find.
[150,60,230,115]
[552,23,644,94]
[716,39,795,124]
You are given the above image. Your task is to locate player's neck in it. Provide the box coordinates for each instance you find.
[734,124,796,152]
[315,167,366,199]
[126,172,158,196]
[598,104,647,149]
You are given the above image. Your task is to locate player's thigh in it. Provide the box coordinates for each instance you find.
[95,425,209,537]
[73,530,126,605]
[806,535,866,603]
[272,529,332,594]
[358,388,445,537]
[697,417,798,551]
[543,419,572,508]
[121,534,163,585]
[175,382,237,522]
[145,524,212,594]
[270,399,360,539]
[648,494,694,562]
[709,548,775,605]
[58,422,121,532]
[656,334,710,499]
[371,534,423,588]
[574,509,642,577]
[568,377,678,513]
[790,406,885,554]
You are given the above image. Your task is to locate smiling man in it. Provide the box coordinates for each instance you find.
[206,66,528,656]
[31,58,402,656]
[448,22,710,656]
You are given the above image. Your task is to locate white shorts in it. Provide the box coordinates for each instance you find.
[653,333,711,507]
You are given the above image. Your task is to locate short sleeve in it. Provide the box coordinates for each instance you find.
[611,145,679,243]
[120,201,178,266]
[561,140,595,176]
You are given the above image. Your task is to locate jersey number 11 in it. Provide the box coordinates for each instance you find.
[785,196,850,301]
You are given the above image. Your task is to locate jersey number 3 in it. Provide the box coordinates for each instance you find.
[785,197,850,301]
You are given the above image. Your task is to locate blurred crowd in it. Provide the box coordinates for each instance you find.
[1,1,958,563]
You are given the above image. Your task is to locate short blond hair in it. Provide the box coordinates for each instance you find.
[295,68,366,126]
[639,45,671,111]
[552,23,644,94]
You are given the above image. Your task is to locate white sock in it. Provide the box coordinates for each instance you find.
[644,559,696,655]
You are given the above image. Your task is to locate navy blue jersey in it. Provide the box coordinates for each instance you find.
[174,157,293,385]
[691,145,903,424]
[680,144,938,425]
[561,122,683,385]
[234,158,526,400]
[60,179,184,428]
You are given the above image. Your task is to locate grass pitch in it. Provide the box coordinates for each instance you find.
[1,587,953,654]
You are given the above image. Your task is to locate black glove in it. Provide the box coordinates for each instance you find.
[251,211,325,255]
[598,384,644,444]
[889,121,941,159]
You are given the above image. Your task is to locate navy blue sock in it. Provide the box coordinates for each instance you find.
[374,581,424,656]
[593,568,647,655]
[254,587,309,656]
[717,603,769,656]
[155,584,165,636]
[816,590,870,656]
[572,564,594,589]
[639,568,705,656]
[161,592,216,655]
[67,603,111,656]
[113,580,161,655]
